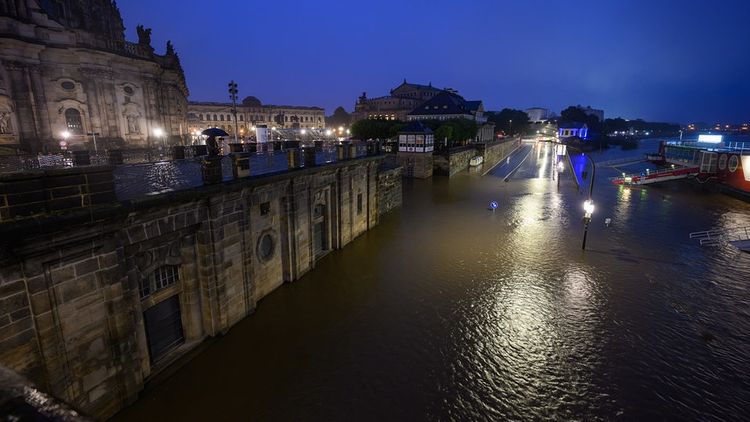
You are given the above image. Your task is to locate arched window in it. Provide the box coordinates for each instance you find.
[220,115,224,121]
[213,114,217,121]
[199,114,204,120]
[64,108,84,134]
[240,115,244,121]
[227,114,231,121]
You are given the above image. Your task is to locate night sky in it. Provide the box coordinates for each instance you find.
[119,0,750,123]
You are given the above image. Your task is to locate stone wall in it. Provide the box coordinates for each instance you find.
[433,147,476,177]
[397,152,433,179]
[0,166,116,221]
[377,165,403,216]
[479,139,521,170]
[0,156,391,419]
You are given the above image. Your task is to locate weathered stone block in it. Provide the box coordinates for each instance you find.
[6,190,47,206]
[55,273,97,303]
[29,293,51,315]
[48,186,82,199]
[7,202,46,217]
[0,316,33,341]
[0,292,28,315]
[26,275,47,294]
[47,196,84,212]
[75,257,100,277]
[0,279,24,298]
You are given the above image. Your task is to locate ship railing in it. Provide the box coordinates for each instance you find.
[608,165,696,181]
[690,226,750,245]
[594,156,646,167]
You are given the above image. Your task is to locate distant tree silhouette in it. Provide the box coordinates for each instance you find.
[487,109,529,135]
[327,106,352,127]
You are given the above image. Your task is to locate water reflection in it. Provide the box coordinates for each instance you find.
[115,142,750,421]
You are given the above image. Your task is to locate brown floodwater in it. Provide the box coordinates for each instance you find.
[114,140,750,421]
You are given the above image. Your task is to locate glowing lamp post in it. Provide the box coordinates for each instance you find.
[228,80,239,144]
[60,131,70,151]
[153,127,166,159]
[582,199,595,250]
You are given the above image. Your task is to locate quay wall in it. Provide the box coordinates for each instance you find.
[0,156,397,418]
[433,147,475,177]
[433,139,521,177]
[479,139,521,171]
[377,165,403,216]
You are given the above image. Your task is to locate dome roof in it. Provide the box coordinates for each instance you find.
[242,96,262,107]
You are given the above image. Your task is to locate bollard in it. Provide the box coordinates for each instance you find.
[72,150,90,166]
[303,148,317,167]
[287,148,300,169]
[337,144,347,161]
[231,152,251,178]
[107,149,123,165]
[349,143,357,159]
[172,145,185,160]
[201,156,223,185]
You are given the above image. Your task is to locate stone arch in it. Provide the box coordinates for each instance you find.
[55,100,87,140]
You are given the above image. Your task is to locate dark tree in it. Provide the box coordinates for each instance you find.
[420,119,478,145]
[350,119,404,140]
[487,109,529,135]
[560,106,602,132]
[326,106,352,128]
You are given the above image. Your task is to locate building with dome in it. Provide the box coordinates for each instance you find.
[187,96,326,141]
[0,0,189,153]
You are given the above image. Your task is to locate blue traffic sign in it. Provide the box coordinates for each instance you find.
[489,201,498,210]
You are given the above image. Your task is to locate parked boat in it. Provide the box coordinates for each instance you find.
[469,156,484,167]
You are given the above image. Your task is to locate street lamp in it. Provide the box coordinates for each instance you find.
[60,131,70,151]
[509,119,513,135]
[228,80,239,144]
[153,127,166,158]
[582,199,595,249]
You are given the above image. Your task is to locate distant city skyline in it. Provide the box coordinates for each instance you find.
[119,0,750,123]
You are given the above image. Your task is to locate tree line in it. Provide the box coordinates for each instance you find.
[350,118,478,148]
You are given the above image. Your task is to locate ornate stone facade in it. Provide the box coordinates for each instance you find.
[353,80,444,122]
[0,0,189,153]
[187,96,325,141]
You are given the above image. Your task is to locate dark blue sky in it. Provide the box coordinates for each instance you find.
[119,0,750,123]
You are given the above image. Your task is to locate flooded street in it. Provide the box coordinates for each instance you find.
[115,140,750,421]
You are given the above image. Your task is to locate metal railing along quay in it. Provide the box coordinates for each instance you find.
[0,141,382,202]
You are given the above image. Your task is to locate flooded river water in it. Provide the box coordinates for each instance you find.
[115,140,750,421]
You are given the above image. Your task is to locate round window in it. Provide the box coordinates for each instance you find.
[728,155,739,173]
[61,81,75,91]
[718,154,728,171]
[124,86,135,95]
[257,233,275,261]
